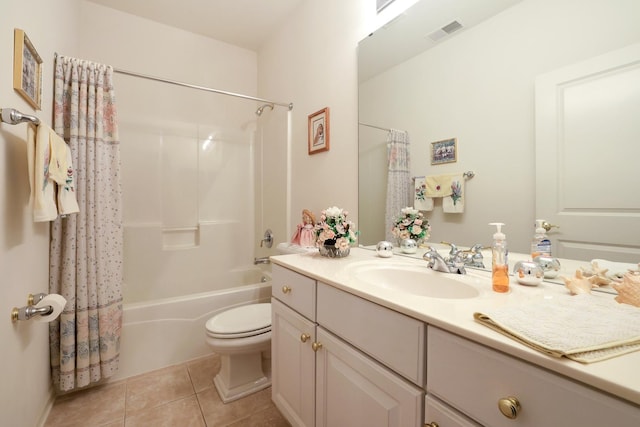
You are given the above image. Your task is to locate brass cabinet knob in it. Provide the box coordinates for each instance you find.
[300,333,311,343]
[312,342,323,352]
[425,423,439,427]
[281,285,292,294]
[498,396,521,419]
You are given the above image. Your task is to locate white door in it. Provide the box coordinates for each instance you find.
[535,42,640,263]
[271,298,316,427]
[315,327,423,427]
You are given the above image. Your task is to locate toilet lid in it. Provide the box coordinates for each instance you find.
[206,303,271,338]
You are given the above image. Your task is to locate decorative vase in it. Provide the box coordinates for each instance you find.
[319,242,350,258]
[400,238,418,254]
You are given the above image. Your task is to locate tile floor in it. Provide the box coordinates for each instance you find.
[44,354,290,427]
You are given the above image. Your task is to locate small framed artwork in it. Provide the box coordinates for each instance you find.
[431,138,457,165]
[13,29,43,110]
[308,107,330,155]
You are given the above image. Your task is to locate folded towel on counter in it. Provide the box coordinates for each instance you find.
[474,294,640,363]
[413,176,433,211]
[442,173,464,214]
[27,123,79,221]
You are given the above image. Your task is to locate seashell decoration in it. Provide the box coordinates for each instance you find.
[561,270,599,295]
[579,261,615,286]
[612,272,640,308]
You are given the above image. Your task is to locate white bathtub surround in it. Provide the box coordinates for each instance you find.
[49,55,123,392]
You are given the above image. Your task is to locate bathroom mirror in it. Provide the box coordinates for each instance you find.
[358,0,640,292]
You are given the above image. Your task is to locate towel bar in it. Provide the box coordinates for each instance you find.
[1,108,40,125]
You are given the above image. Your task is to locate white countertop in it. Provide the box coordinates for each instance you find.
[270,246,640,407]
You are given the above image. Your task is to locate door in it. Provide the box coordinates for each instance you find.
[535,42,640,262]
[271,298,316,427]
[315,327,423,427]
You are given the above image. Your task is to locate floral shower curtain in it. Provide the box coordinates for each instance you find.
[385,129,411,242]
[49,55,123,391]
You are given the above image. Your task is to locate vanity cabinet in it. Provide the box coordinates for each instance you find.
[272,261,640,427]
[271,264,424,427]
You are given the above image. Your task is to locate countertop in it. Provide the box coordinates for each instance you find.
[270,246,640,407]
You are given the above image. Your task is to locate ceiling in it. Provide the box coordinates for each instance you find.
[86,0,305,51]
[358,0,523,82]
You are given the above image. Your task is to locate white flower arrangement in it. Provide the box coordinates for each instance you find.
[391,207,431,242]
[315,206,358,252]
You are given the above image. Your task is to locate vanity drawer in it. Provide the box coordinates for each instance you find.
[272,264,316,320]
[317,282,426,386]
[427,326,640,427]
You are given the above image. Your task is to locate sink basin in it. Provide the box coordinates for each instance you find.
[346,262,481,299]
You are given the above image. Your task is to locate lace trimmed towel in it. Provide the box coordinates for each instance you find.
[474,294,640,363]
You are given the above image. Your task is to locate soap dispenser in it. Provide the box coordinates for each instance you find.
[489,223,509,293]
[531,219,552,259]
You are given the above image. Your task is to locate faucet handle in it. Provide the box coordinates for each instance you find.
[440,241,459,256]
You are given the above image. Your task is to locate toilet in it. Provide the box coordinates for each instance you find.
[205,302,272,403]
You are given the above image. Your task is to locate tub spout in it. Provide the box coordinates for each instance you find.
[254,256,271,265]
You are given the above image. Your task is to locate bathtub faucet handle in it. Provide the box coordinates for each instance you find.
[260,229,273,248]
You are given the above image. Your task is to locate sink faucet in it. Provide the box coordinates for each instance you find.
[461,244,486,269]
[423,247,466,274]
[442,241,486,269]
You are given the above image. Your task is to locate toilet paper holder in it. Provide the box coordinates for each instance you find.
[11,293,54,323]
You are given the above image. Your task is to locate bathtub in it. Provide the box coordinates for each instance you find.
[113,268,272,381]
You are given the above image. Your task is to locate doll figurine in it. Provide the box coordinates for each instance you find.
[291,209,316,247]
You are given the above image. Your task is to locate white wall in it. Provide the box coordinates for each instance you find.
[78,2,263,302]
[359,0,640,252]
[257,0,409,236]
[0,2,80,425]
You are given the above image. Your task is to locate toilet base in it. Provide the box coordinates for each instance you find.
[213,351,271,403]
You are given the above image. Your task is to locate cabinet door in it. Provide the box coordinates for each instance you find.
[271,298,316,427]
[315,327,424,427]
[425,395,482,427]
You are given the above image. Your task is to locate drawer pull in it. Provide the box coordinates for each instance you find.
[498,396,521,419]
[281,285,292,294]
[425,423,439,427]
[300,333,311,343]
[312,342,323,352]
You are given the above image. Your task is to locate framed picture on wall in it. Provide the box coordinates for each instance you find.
[13,29,42,110]
[431,138,457,165]
[308,107,330,155]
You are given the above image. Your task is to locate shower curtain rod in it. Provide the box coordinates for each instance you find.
[112,67,294,110]
[359,122,391,132]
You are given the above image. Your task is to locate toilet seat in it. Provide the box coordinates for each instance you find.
[206,303,271,339]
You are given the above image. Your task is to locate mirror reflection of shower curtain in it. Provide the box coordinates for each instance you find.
[385,129,410,242]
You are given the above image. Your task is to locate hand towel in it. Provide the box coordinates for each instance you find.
[424,174,455,197]
[474,294,640,363]
[27,124,58,222]
[27,124,79,221]
[413,176,433,211]
[56,143,79,216]
[443,174,464,213]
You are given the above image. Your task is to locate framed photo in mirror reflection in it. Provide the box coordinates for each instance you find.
[431,138,457,165]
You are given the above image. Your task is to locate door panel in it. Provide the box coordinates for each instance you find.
[535,43,640,262]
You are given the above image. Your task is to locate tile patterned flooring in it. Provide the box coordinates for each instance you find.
[44,354,290,427]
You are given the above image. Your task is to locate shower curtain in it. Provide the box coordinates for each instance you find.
[49,55,123,391]
[385,129,411,242]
